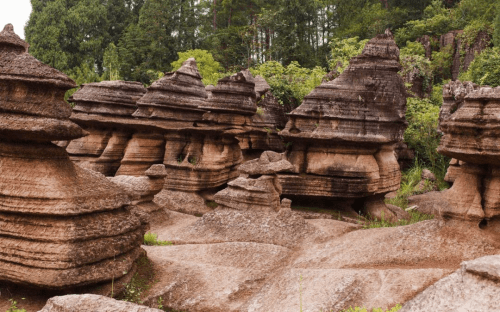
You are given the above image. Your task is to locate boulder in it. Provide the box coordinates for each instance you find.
[38,294,163,312]
[400,255,500,312]
[0,24,144,289]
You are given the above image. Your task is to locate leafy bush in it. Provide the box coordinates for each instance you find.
[459,47,500,87]
[143,232,173,246]
[250,61,326,111]
[386,160,449,210]
[6,299,26,312]
[430,45,453,82]
[171,49,224,86]
[399,54,432,96]
[404,97,449,176]
[395,0,454,45]
[328,37,368,73]
[400,41,426,57]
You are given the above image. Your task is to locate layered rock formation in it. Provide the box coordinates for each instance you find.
[0,24,144,288]
[67,80,147,176]
[236,75,287,160]
[214,151,294,212]
[279,30,407,220]
[437,86,500,221]
[439,81,479,184]
[39,294,163,312]
[109,164,168,214]
[135,59,243,214]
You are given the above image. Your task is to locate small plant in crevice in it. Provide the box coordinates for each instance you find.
[177,155,184,164]
[6,299,26,312]
[205,200,218,209]
[337,304,402,312]
[118,256,157,304]
[263,127,273,134]
[256,106,264,116]
[143,232,173,246]
[188,156,197,166]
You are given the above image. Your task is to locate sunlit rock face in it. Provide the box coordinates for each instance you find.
[66,80,146,176]
[278,30,408,221]
[438,86,500,221]
[0,24,144,289]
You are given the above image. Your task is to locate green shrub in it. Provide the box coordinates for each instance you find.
[404,97,449,176]
[171,49,224,86]
[328,37,368,73]
[459,47,500,87]
[400,41,425,57]
[250,61,326,111]
[143,232,173,246]
[431,45,453,82]
[6,299,26,312]
[399,54,432,96]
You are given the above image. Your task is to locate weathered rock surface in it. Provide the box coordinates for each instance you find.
[237,75,287,159]
[214,151,293,212]
[139,210,500,312]
[0,24,144,289]
[109,164,168,214]
[38,294,163,312]
[67,80,146,176]
[400,255,500,312]
[279,31,407,221]
[437,86,500,220]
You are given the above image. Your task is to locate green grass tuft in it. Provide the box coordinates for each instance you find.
[143,232,173,246]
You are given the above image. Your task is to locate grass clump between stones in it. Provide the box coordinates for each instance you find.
[337,305,402,312]
[143,232,173,246]
[118,256,157,304]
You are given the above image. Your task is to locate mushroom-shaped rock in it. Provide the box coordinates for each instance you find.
[133,57,208,121]
[436,86,500,220]
[0,24,144,289]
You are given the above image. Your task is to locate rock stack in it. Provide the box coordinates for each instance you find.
[109,164,168,215]
[66,80,147,176]
[438,86,500,221]
[136,59,243,214]
[279,31,407,220]
[214,151,294,212]
[0,24,144,288]
[439,81,479,184]
[236,75,287,160]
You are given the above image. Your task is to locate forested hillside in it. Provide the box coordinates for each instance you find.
[25,0,500,180]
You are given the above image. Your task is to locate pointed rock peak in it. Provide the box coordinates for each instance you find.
[231,69,254,84]
[0,23,29,54]
[360,30,400,60]
[175,57,202,79]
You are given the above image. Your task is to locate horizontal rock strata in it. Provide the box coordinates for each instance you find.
[279,32,407,221]
[0,24,144,289]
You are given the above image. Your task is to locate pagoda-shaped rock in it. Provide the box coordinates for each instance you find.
[0,24,144,289]
[279,30,407,220]
[438,81,479,184]
[132,59,243,214]
[438,86,500,221]
[66,80,147,176]
[214,151,294,212]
